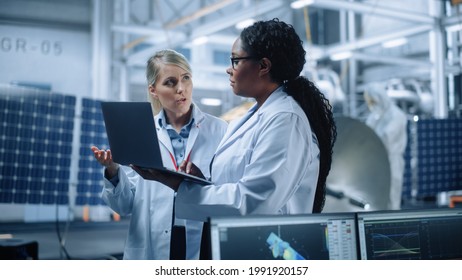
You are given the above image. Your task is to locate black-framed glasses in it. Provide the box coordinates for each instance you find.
[230,56,254,70]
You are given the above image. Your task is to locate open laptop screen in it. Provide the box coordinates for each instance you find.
[209,213,358,260]
[357,208,462,260]
[100,101,211,185]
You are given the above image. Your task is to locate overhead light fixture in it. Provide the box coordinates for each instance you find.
[381,37,408,48]
[235,18,255,30]
[329,51,352,61]
[290,0,314,9]
[200,98,222,106]
[192,36,209,45]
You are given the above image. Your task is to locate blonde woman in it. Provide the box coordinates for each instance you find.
[91,49,227,259]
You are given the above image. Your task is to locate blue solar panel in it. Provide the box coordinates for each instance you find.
[412,119,462,198]
[76,98,109,206]
[1,191,13,203]
[0,87,75,205]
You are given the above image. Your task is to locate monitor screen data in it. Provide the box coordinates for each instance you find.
[357,208,462,260]
[210,214,358,260]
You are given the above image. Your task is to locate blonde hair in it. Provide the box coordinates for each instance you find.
[146,49,192,115]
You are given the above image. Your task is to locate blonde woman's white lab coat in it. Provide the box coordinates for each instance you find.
[175,87,320,221]
[101,104,227,259]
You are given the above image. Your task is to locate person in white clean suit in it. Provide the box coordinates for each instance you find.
[364,84,408,210]
[91,49,227,260]
[133,19,336,224]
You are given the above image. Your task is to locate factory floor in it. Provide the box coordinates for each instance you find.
[1,219,129,260]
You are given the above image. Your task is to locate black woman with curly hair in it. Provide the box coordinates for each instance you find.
[133,19,336,222]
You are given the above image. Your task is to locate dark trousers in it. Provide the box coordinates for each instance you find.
[199,221,211,260]
[169,225,186,260]
[169,222,212,260]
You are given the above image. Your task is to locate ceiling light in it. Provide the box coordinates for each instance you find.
[200,98,222,106]
[290,0,314,9]
[381,37,408,48]
[330,51,352,61]
[235,18,255,30]
[192,36,209,45]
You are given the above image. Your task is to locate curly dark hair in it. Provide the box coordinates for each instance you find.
[240,18,337,213]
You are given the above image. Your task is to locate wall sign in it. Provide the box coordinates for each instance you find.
[0,25,91,96]
[1,37,63,56]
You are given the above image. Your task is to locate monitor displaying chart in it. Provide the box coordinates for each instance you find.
[357,208,462,260]
[209,213,358,260]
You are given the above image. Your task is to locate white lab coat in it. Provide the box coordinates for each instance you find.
[101,104,227,259]
[176,87,320,221]
[365,86,408,210]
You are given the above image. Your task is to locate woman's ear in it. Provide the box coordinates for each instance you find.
[259,58,272,76]
[148,85,158,99]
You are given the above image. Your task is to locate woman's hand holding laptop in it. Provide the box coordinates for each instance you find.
[130,164,184,192]
[178,161,205,179]
[131,160,206,192]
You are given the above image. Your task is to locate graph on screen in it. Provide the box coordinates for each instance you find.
[210,213,358,260]
[357,208,462,260]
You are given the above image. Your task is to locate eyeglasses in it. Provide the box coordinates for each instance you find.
[230,56,254,70]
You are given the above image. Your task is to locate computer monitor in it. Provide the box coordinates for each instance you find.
[357,208,462,260]
[209,213,358,260]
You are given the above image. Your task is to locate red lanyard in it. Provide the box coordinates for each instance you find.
[168,151,191,171]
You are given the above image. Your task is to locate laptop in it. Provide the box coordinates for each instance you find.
[356,208,462,260]
[100,101,212,185]
[209,213,358,260]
